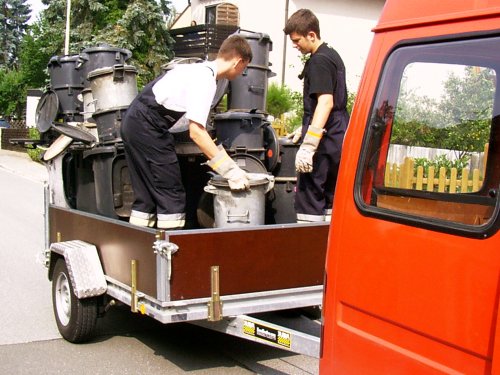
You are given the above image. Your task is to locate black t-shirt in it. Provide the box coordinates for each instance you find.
[302,42,348,129]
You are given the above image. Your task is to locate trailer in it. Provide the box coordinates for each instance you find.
[44,200,327,357]
[34,29,328,359]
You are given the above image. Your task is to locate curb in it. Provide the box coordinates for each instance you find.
[0,149,48,183]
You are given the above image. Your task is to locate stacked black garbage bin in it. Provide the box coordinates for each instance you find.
[217,30,298,224]
[215,29,275,175]
[47,55,85,123]
[41,45,136,220]
[40,30,299,226]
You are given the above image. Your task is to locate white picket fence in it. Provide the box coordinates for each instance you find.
[387,144,485,171]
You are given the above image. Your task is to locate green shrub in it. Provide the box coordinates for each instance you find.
[266,83,294,118]
[266,84,355,134]
[347,91,356,115]
[26,127,43,162]
[266,83,304,134]
[414,154,471,178]
[286,91,303,133]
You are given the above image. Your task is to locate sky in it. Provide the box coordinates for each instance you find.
[26,0,44,24]
[26,0,189,24]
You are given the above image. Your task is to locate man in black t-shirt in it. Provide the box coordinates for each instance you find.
[284,8,349,223]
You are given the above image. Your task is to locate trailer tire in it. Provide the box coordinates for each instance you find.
[52,258,98,343]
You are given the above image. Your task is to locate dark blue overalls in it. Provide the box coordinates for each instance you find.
[120,75,187,229]
[295,43,349,222]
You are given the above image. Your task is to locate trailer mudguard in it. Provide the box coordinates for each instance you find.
[49,240,107,299]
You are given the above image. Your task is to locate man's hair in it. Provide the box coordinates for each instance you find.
[218,35,253,62]
[283,9,321,39]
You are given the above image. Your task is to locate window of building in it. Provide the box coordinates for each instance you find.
[205,3,239,26]
[356,35,500,236]
[205,5,217,25]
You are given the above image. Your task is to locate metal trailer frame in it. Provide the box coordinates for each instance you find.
[47,238,322,356]
[193,315,321,358]
[107,274,322,357]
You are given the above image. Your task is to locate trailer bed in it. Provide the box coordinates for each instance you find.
[48,205,329,304]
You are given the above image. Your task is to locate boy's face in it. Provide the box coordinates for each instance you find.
[289,31,315,55]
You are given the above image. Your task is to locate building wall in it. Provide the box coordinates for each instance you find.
[175,0,385,94]
[172,5,192,28]
[26,89,42,128]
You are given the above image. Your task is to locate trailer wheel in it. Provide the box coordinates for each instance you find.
[52,258,98,343]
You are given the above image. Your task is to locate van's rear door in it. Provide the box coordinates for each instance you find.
[321,4,500,374]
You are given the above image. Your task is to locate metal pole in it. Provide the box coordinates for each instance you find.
[281,0,290,86]
[64,0,71,55]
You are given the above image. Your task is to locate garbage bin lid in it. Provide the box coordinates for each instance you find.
[209,172,272,188]
[35,90,59,133]
[81,45,132,58]
[51,122,97,144]
[42,134,72,161]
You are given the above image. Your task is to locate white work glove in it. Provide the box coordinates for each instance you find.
[295,126,324,173]
[207,146,250,191]
[286,127,302,144]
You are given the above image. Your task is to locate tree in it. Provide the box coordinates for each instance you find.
[392,65,494,153]
[0,68,25,116]
[438,67,493,153]
[38,0,175,86]
[0,0,31,69]
[440,66,494,124]
[0,0,176,116]
[18,18,58,89]
[0,0,30,116]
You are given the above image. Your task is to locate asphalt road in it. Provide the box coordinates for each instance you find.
[0,150,320,375]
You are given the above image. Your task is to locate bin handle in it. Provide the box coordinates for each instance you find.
[249,85,265,94]
[113,64,125,82]
[227,210,250,223]
[204,185,217,194]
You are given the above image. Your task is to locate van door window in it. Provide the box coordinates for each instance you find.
[357,36,500,236]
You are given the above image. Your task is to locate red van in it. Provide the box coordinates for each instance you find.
[321,1,500,373]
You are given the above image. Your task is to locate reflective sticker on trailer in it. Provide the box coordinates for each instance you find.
[243,319,291,349]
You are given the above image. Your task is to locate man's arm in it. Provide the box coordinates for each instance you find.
[188,121,219,158]
[310,93,334,129]
[189,120,249,190]
[294,93,334,173]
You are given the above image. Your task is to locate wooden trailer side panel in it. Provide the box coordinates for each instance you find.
[168,224,328,300]
[49,206,329,301]
[49,206,158,297]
